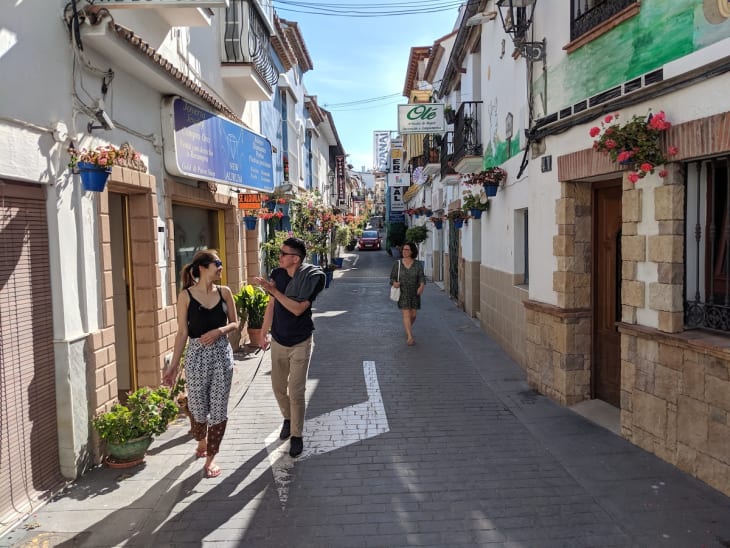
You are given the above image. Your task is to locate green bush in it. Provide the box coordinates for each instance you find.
[406,225,429,245]
[92,386,179,444]
[387,222,406,248]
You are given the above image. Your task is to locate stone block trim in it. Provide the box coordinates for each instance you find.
[524,300,591,405]
[619,322,730,497]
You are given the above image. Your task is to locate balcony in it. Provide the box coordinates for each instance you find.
[406,134,441,178]
[452,101,483,174]
[93,0,229,27]
[220,0,277,101]
[439,132,460,185]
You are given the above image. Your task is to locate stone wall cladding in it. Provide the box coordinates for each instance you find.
[619,323,730,496]
[481,265,528,368]
[524,300,591,405]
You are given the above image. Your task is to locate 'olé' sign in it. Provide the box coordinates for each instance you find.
[397,104,445,134]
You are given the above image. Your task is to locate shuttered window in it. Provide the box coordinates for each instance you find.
[0,181,62,527]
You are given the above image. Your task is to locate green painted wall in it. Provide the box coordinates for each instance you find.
[546,0,730,113]
[483,135,522,169]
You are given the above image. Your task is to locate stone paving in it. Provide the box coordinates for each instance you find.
[3,253,730,547]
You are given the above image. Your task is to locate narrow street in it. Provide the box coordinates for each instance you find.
[4,250,730,547]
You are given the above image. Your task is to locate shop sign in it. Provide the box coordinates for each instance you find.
[373,131,390,172]
[162,97,274,192]
[238,193,263,210]
[397,104,445,134]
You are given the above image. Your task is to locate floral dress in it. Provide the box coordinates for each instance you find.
[390,259,425,310]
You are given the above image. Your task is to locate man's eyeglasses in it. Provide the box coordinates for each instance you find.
[279,250,300,257]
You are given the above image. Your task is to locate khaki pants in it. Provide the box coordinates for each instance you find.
[270,336,313,437]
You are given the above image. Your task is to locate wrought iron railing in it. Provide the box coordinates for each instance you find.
[453,101,482,166]
[222,1,278,88]
[440,131,455,179]
[570,0,636,41]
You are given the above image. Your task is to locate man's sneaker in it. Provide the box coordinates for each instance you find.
[289,436,303,457]
[279,419,291,440]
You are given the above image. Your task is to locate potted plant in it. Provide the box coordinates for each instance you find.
[447,209,468,229]
[590,110,678,183]
[92,385,181,466]
[68,143,142,192]
[429,216,444,230]
[464,167,507,197]
[233,283,270,344]
[462,187,490,219]
[444,104,456,125]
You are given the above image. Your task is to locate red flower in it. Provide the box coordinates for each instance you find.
[605,139,617,149]
[628,172,640,183]
[604,115,613,124]
[589,126,601,138]
[658,170,668,178]
[616,150,633,163]
[668,146,678,156]
[640,162,653,173]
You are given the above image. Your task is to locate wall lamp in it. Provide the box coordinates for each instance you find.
[496,0,545,62]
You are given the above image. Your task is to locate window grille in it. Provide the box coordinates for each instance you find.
[685,156,730,332]
[570,0,636,41]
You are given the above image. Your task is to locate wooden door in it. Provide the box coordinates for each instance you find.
[593,183,622,407]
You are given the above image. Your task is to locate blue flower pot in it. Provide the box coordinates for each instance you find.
[78,162,111,192]
[484,183,499,197]
[244,216,257,230]
[453,219,464,229]
[434,220,443,230]
[470,209,483,219]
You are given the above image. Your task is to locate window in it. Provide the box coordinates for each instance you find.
[570,0,636,41]
[514,208,529,286]
[685,156,730,332]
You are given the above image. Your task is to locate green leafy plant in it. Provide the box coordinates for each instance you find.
[233,284,270,329]
[447,209,468,221]
[590,110,678,182]
[464,167,507,186]
[406,225,429,245]
[92,386,179,444]
[260,230,289,274]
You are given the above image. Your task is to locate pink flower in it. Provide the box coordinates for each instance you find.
[658,170,668,178]
[589,126,601,138]
[640,162,653,173]
[604,115,613,124]
[668,146,678,156]
[628,172,640,183]
[648,111,671,131]
[605,139,617,149]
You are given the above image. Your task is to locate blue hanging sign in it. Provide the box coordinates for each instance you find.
[162,97,274,192]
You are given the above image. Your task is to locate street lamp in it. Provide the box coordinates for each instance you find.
[496,0,545,62]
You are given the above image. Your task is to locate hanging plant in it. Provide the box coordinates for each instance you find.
[590,110,678,183]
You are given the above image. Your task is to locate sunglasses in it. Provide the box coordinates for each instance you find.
[203,259,223,267]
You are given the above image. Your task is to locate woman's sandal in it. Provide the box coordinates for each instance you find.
[204,464,221,478]
[195,449,207,458]
[407,338,415,346]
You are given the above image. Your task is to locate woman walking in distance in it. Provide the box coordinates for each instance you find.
[164,249,238,478]
[390,241,426,346]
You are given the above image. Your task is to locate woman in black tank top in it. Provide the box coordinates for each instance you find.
[163,249,238,478]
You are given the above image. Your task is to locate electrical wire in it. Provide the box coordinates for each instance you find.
[324,92,402,108]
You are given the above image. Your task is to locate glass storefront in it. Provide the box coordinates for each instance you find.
[172,204,221,287]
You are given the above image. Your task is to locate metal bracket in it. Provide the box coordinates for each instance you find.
[517,39,546,62]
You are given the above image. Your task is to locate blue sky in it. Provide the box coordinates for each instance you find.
[273,3,461,172]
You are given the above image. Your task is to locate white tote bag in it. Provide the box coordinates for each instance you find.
[390,261,401,302]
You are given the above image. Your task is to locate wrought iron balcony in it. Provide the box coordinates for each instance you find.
[452,101,483,174]
[439,132,460,184]
[221,0,277,101]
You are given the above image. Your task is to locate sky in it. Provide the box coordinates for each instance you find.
[271,1,463,173]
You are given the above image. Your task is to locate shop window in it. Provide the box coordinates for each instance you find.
[172,204,221,289]
[514,208,529,286]
[685,156,730,333]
